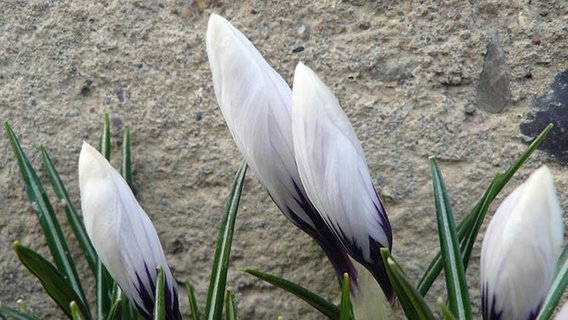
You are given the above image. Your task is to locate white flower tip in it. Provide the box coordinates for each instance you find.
[206,14,239,61]
[79,141,109,187]
[206,13,225,48]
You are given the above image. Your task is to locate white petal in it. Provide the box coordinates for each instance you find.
[206,14,312,226]
[481,166,564,320]
[292,62,391,279]
[78,142,179,319]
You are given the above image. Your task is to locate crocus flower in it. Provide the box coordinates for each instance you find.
[291,62,393,299]
[206,14,357,285]
[207,14,393,315]
[78,142,181,320]
[481,166,563,320]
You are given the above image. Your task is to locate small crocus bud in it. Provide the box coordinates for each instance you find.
[481,166,564,320]
[78,142,181,320]
[291,62,393,299]
[206,14,357,284]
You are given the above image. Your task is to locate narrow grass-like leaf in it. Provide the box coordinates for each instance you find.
[244,268,339,320]
[185,280,201,320]
[224,289,237,320]
[121,125,132,187]
[70,302,85,320]
[379,248,435,320]
[0,305,43,320]
[438,298,457,320]
[105,297,123,320]
[418,124,553,296]
[204,162,247,320]
[430,157,471,320]
[339,274,352,320]
[96,260,113,320]
[4,123,88,314]
[536,245,568,320]
[41,146,97,275]
[13,242,91,320]
[100,113,111,160]
[153,266,165,320]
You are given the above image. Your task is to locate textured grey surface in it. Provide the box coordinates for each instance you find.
[1,1,567,319]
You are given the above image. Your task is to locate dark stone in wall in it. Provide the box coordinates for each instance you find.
[520,69,568,165]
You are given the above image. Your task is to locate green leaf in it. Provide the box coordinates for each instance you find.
[339,274,352,320]
[536,245,568,320]
[0,305,43,320]
[204,162,247,320]
[429,157,471,320]
[379,248,435,320]
[121,125,132,187]
[105,297,123,320]
[41,146,98,275]
[224,289,237,320]
[153,266,165,320]
[96,260,113,320]
[244,268,339,320]
[438,297,457,320]
[13,242,91,320]
[418,124,553,296]
[185,280,201,320]
[70,302,85,320]
[100,113,111,160]
[4,123,89,315]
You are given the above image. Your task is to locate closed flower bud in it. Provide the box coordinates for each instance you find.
[291,62,393,299]
[206,14,357,284]
[481,166,563,320]
[78,142,181,320]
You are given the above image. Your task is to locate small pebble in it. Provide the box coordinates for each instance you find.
[464,104,476,115]
[357,20,371,30]
[539,9,549,17]
[532,36,542,45]
[292,46,304,53]
[297,23,310,40]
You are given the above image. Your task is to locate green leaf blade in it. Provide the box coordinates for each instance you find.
[244,268,339,320]
[185,280,201,320]
[153,266,165,320]
[4,123,89,316]
[13,242,91,320]
[224,289,237,320]
[429,157,471,320]
[379,249,435,320]
[339,274,352,320]
[204,162,247,320]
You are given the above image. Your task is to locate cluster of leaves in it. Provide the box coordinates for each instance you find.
[0,116,566,320]
[0,115,246,320]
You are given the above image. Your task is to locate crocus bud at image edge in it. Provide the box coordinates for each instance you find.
[78,142,181,320]
[481,166,563,320]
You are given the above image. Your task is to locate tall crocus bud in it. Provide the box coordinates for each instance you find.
[206,14,357,284]
[292,62,393,299]
[481,166,563,320]
[78,142,181,320]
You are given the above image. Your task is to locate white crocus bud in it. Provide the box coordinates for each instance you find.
[292,62,393,300]
[206,14,357,284]
[78,142,181,320]
[481,166,563,320]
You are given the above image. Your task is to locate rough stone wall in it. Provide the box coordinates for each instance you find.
[1,0,567,319]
